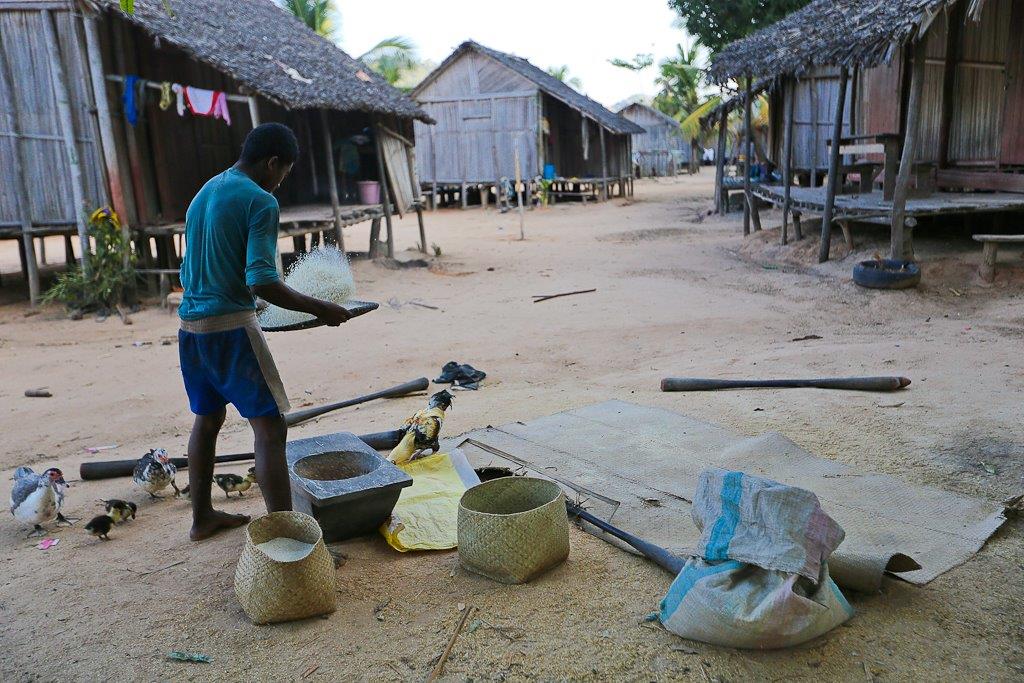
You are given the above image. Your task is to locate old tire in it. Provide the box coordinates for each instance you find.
[852,259,921,290]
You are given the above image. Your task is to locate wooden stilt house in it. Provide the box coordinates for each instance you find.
[615,101,689,178]
[0,0,432,304]
[708,0,1024,263]
[411,41,643,207]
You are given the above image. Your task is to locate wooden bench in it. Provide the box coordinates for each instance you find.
[973,234,1024,282]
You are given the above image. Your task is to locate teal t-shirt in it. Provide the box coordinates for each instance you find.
[178,168,281,320]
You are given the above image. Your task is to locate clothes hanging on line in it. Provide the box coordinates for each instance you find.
[184,86,231,125]
[158,81,173,111]
[122,75,140,126]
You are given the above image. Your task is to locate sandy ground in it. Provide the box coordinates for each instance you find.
[0,175,1022,682]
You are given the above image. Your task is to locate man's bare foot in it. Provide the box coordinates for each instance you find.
[190,509,250,541]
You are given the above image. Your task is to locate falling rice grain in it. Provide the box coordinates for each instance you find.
[258,248,356,328]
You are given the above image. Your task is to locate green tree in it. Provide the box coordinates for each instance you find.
[280,0,337,37]
[667,0,811,54]
[277,2,421,86]
[546,65,583,91]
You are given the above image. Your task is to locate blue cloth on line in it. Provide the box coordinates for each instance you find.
[123,75,139,126]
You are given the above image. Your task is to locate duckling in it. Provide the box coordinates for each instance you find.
[101,499,137,524]
[9,467,71,537]
[132,449,179,499]
[213,470,257,498]
[389,390,454,465]
[84,514,114,540]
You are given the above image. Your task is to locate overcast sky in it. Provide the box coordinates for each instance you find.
[335,0,693,108]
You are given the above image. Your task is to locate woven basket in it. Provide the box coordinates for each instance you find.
[457,476,570,584]
[234,511,337,624]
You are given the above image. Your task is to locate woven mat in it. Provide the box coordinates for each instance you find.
[448,400,1007,591]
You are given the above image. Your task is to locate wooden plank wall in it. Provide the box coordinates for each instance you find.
[0,8,106,227]
[413,51,540,184]
[1000,0,1024,165]
[618,103,688,176]
[789,66,853,172]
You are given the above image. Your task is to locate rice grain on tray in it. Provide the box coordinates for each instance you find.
[258,247,356,328]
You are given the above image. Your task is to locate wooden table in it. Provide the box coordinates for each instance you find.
[827,133,900,200]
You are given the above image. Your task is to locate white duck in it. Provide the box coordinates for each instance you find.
[132,449,179,498]
[10,467,71,537]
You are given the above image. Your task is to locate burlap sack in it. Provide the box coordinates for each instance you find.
[457,477,569,584]
[234,511,336,624]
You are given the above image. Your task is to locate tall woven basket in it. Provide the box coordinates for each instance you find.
[458,476,570,584]
[234,511,337,625]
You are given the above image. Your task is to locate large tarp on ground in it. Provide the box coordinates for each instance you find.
[448,400,1007,592]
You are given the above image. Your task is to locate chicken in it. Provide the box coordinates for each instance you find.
[132,449,179,499]
[101,499,137,524]
[10,467,72,537]
[388,390,454,465]
[213,471,256,498]
[84,514,114,541]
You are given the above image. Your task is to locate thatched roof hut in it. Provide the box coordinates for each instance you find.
[1,0,430,303]
[411,40,641,205]
[707,0,985,83]
[91,0,430,121]
[706,0,1024,267]
[615,101,688,177]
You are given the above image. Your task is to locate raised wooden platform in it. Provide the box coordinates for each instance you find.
[138,203,385,237]
[755,185,1024,219]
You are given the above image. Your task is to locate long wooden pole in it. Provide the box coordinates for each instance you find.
[373,120,395,258]
[781,80,796,244]
[891,40,928,261]
[0,30,40,304]
[742,77,753,236]
[818,67,849,263]
[714,108,727,213]
[83,14,135,296]
[599,125,609,201]
[319,109,346,254]
[43,9,90,276]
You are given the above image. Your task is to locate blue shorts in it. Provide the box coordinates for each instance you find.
[178,311,290,419]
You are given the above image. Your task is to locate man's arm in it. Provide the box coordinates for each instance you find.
[251,281,350,326]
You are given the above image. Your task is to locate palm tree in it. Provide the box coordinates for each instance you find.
[278,1,420,86]
[280,0,336,37]
[359,37,419,87]
[546,65,583,91]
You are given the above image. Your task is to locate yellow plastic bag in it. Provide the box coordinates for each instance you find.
[380,452,473,552]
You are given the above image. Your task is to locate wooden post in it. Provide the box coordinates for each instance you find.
[374,121,395,258]
[83,14,138,302]
[818,67,849,263]
[810,75,819,186]
[781,81,796,244]
[891,40,928,261]
[938,1,965,169]
[514,146,525,240]
[599,126,609,201]
[43,10,90,275]
[0,37,40,303]
[714,109,727,213]
[319,109,346,254]
[742,77,753,236]
[248,97,261,127]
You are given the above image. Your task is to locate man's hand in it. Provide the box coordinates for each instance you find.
[315,301,351,327]
[252,280,351,326]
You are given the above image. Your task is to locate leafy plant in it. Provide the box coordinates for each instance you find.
[44,208,136,311]
[537,179,554,206]
[546,65,583,91]
[667,0,811,54]
[279,0,338,37]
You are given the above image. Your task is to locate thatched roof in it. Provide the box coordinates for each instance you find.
[89,0,431,122]
[615,102,680,129]
[414,41,643,135]
[708,0,976,84]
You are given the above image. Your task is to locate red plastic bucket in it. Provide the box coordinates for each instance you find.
[357,181,381,205]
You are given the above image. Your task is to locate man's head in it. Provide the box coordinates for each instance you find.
[238,123,299,192]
